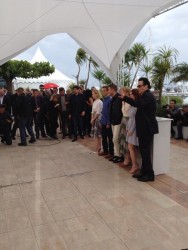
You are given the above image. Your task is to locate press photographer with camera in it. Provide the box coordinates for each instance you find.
[164,99,179,138]
[175,104,188,140]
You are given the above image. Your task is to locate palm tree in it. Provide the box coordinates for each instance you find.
[102,75,113,86]
[78,79,86,86]
[130,43,148,87]
[152,46,179,105]
[140,63,153,78]
[92,69,105,88]
[171,62,188,83]
[124,49,134,76]
[75,48,87,85]
[121,72,131,87]
[85,57,98,89]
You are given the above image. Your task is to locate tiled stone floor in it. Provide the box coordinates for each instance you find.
[0,136,188,250]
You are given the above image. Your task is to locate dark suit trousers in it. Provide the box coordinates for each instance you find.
[60,111,72,136]
[18,117,35,144]
[12,117,19,137]
[138,134,154,176]
[101,125,114,154]
[72,115,83,138]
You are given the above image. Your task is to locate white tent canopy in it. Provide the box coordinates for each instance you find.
[0,0,181,80]
[14,48,74,90]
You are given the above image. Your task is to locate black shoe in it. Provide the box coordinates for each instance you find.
[36,135,39,139]
[29,139,36,143]
[41,134,47,138]
[109,156,117,162]
[171,133,175,138]
[175,137,183,140]
[1,139,5,144]
[62,135,66,139]
[80,135,84,139]
[72,138,77,142]
[12,136,16,140]
[18,142,27,146]
[132,172,143,178]
[51,136,58,140]
[113,156,124,163]
[137,175,155,182]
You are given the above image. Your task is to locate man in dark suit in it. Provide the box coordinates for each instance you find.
[0,88,11,114]
[0,104,12,145]
[123,77,158,182]
[59,88,72,139]
[69,86,85,142]
[108,84,123,163]
[15,87,36,146]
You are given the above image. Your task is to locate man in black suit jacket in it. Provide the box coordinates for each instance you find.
[109,84,123,163]
[123,77,158,182]
[59,88,72,139]
[69,86,85,142]
[0,88,11,114]
[15,88,36,146]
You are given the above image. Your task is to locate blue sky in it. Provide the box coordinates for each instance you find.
[16,3,188,87]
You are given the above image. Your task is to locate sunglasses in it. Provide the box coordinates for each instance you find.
[137,84,144,88]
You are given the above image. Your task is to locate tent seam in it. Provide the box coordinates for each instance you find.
[81,0,111,66]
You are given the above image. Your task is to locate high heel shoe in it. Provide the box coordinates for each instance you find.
[120,161,132,168]
[97,147,101,154]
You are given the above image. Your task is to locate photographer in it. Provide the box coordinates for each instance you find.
[175,104,188,140]
[0,104,12,145]
[164,99,179,138]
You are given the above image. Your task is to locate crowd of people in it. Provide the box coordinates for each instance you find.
[0,77,159,182]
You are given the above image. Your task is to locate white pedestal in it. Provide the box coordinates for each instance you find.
[152,117,171,175]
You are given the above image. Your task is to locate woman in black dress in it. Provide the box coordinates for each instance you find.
[47,94,60,139]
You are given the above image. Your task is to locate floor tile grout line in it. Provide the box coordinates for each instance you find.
[78,140,188,213]
[68,165,131,250]
[21,182,41,250]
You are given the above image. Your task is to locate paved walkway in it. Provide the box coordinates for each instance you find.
[0,137,188,250]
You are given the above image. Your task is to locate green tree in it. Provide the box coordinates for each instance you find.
[119,43,148,87]
[85,57,98,89]
[92,69,105,88]
[130,43,148,87]
[151,46,178,105]
[78,79,86,86]
[0,60,55,92]
[75,48,98,87]
[140,63,153,78]
[171,62,188,83]
[120,72,131,87]
[75,48,87,85]
[124,49,134,76]
[102,75,113,86]
[67,82,76,91]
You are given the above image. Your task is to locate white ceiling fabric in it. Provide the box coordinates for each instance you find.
[0,0,181,80]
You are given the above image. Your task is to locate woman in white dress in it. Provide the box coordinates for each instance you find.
[91,90,103,153]
[124,88,139,174]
